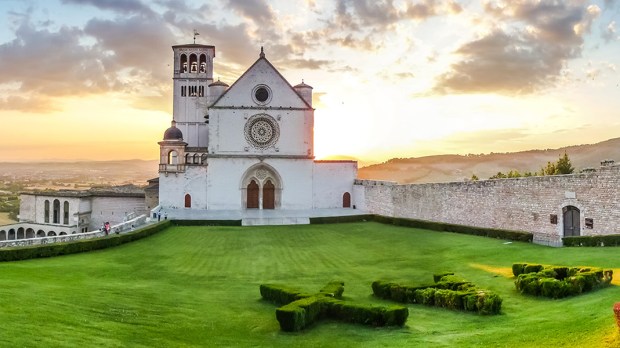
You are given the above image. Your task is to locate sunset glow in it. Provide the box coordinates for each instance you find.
[0,0,619,165]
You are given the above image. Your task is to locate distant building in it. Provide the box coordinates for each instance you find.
[3,186,146,240]
[156,43,357,219]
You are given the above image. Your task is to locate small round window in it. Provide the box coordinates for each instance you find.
[252,85,272,105]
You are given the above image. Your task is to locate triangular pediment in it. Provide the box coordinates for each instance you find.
[211,57,312,109]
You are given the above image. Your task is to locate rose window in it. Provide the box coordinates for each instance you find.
[244,115,280,149]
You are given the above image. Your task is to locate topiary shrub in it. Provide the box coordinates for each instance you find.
[261,281,408,332]
[514,263,613,298]
[373,274,502,315]
[512,263,526,277]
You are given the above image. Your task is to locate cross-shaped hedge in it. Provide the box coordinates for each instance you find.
[260,281,408,332]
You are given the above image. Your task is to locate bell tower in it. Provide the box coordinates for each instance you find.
[172,43,215,148]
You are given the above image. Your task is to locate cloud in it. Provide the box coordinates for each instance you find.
[434,0,601,94]
[331,0,461,30]
[283,58,332,70]
[602,21,618,42]
[61,0,155,17]
[0,19,117,112]
[224,0,276,25]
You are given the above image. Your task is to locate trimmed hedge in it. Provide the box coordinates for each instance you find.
[309,215,375,224]
[171,219,242,226]
[260,281,408,332]
[513,263,613,298]
[563,234,620,247]
[0,221,171,262]
[372,274,502,315]
[373,215,533,243]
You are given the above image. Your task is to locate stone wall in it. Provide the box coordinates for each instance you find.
[355,165,620,246]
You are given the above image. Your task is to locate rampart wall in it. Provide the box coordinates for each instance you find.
[355,165,620,246]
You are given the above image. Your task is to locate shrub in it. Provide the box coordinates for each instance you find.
[259,284,312,305]
[563,234,620,247]
[512,263,526,277]
[433,272,454,283]
[0,221,170,262]
[171,219,242,226]
[373,274,502,315]
[319,281,344,298]
[262,281,408,332]
[309,215,374,224]
[523,264,544,274]
[513,263,612,298]
[373,216,533,243]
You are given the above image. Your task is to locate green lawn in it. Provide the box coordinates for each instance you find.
[1,222,619,347]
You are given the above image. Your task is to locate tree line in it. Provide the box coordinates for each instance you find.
[471,152,575,181]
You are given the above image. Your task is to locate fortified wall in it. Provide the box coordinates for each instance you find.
[354,164,620,246]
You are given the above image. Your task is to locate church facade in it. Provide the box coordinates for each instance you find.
[157,43,357,213]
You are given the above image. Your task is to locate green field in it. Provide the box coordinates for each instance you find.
[1,222,619,347]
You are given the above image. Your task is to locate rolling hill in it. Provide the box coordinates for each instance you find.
[358,137,620,184]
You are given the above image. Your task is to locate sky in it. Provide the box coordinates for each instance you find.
[0,0,619,165]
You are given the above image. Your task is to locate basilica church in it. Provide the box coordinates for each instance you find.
[157,43,357,218]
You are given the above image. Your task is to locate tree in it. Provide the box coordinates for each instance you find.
[555,152,574,174]
[470,174,479,181]
[541,161,557,176]
[507,170,522,178]
[489,172,507,179]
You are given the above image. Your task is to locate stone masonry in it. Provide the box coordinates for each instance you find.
[355,165,620,246]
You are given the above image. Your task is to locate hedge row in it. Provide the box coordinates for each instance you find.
[171,219,242,226]
[260,281,408,332]
[373,215,533,243]
[372,273,502,315]
[563,234,620,247]
[513,263,613,299]
[0,221,171,262]
[309,215,375,224]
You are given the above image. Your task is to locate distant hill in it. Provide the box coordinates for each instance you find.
[358,137,620,184]
[0,160,158,185]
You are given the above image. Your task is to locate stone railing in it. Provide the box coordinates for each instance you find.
[0,214,148,249]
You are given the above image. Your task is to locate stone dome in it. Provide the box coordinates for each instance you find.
[163,121,183,140]
[208,79,229,87]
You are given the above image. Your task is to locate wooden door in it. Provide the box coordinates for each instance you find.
[247,180,259,209]
[343,192,351,208]
[184,194,192,208]
[263,180,275,209]
[563,206,580,237]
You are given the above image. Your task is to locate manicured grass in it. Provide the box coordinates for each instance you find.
[1,222,619,347]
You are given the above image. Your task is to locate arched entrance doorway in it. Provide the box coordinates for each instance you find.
[184,194,192,208]
[263,180,275,209]
[343,192,351,208]
[563,206,580,237]
[247,180,259,209]
[241,164,282,210]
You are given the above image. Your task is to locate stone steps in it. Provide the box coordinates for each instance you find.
[242,217,310,226]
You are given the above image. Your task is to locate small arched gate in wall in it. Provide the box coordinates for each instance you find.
[563,206,580,237]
